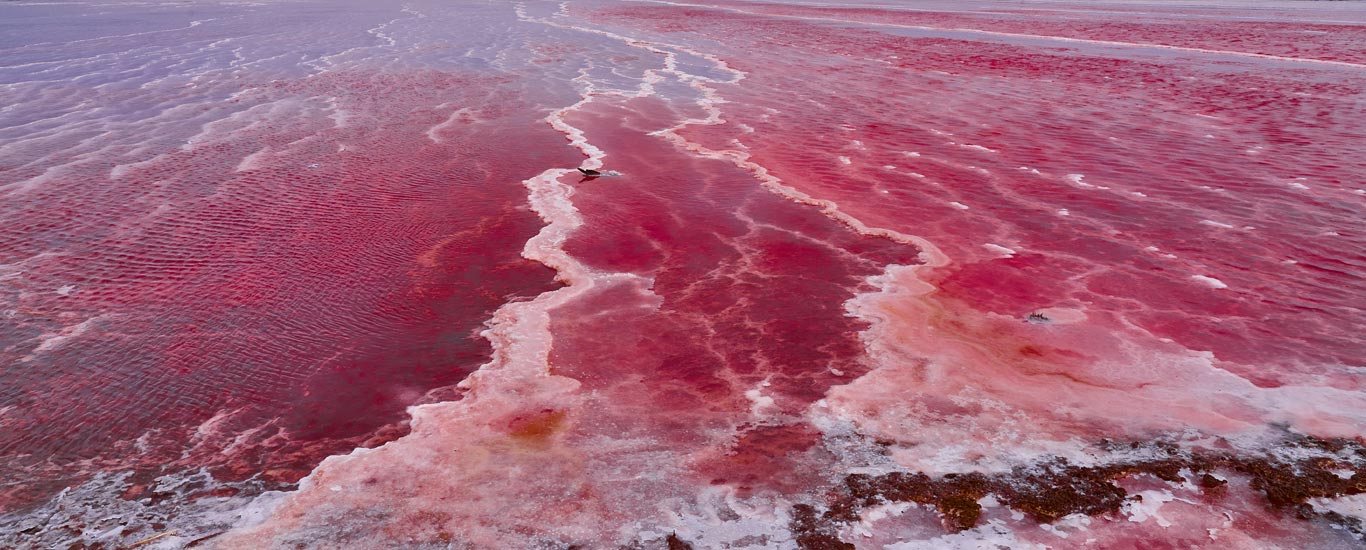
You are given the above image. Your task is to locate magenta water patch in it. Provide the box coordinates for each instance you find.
[2,0,1364,548]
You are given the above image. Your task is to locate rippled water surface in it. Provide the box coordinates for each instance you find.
[2,0,1364,548]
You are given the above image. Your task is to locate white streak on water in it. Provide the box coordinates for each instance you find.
[637,0,1366,71]
[1191,275,1228,289]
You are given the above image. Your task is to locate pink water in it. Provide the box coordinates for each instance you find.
[1,0,1364,548]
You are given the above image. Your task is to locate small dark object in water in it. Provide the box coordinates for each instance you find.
[577,168,601,177]
[1026,312,1050,323]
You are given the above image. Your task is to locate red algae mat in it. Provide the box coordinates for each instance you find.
[2,0,1365,548]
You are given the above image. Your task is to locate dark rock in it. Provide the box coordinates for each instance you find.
[805,435,1366,538]
[790,504,854,550]
[665,532,694,550]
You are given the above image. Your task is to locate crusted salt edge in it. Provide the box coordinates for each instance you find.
[1309,493,1366,523]
[884,519,1048,550]
[0,467,288,550]
[1039,513,1092,538]
[661,487,798,548]
[817,263,1107,474]
[214,61,634,545]
[744,378,778,417]
[1123,490,1178,527]
[827,252,1366,477]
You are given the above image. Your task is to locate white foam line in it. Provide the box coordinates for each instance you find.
[425,107,473,144]
[366,17,400,48]
[305,6,422,72]
[0,102,96,133]
[22,316,102,361]
[632,0,1366,70]
[10,17,221,51]
[0,52,111,70]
